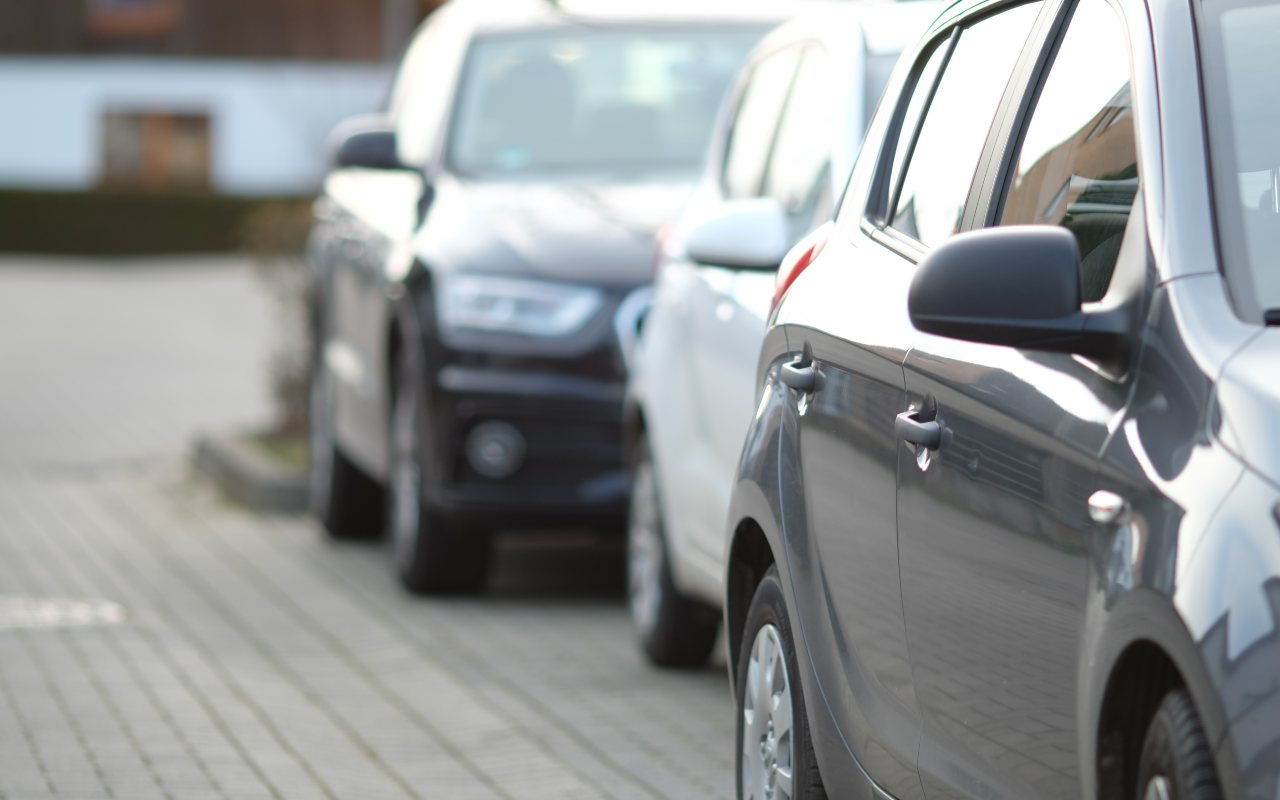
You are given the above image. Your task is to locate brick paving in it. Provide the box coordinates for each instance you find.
[0,258,734,800]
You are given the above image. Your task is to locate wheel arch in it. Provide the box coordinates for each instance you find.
[1087,589,1241,800]
[725,480,786,694]
[1094,639,1185,800]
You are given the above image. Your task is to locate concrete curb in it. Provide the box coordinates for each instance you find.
[192,433,308,513]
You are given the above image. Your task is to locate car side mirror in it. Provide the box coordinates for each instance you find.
[330,116,405,171]
[685,198,790,271]
[908,226,1126,360]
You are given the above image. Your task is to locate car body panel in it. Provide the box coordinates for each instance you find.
[1196,467,1280,799]
[1084,272,1264,800]
[315,170,422,475]
[732,311,909,800]
[779,232,925,800]
[1214,328,1280,481]
[897,335,1130,799]
[413,174,686,292]
[637,254,778,601]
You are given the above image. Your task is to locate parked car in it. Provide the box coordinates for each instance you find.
[621,1,940,667]
[725,0,1280,796]
[306,0,773,593]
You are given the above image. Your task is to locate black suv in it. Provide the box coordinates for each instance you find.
[306,1,768,593]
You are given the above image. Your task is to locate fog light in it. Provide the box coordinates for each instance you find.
[465,421,525,478]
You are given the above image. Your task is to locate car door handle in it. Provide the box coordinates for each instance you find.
[780,359,821,392]
[895,410,941,450]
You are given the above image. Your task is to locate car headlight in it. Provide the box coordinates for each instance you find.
[437,274,605,338]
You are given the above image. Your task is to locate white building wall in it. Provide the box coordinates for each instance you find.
[0,58,393,195]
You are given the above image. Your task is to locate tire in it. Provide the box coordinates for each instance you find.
[736,566,826,800]
[387,347,490,595]
[1136,689,1222,800]
[627,437,719,667]
[308,354,383,540]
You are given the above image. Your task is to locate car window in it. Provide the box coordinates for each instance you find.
[763,46,838,242]
[722,47,802,200]
[448,28,762,176]
[1000,0,1135,302]
[1195,0,1280,319]
[890,2,1043,248]
[878,39,950,223]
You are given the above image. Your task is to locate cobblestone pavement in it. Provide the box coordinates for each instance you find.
[0,258,734,800]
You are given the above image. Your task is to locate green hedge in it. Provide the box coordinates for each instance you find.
[0,189,313,256]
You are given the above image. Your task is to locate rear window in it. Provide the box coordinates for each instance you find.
[447,27,764,177]
[1199,0,1280,320]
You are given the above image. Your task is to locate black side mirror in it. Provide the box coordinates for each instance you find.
[908,226,1126,360]
[330,116,404,171]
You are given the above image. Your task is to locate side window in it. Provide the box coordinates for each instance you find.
[890,2,1043,247]
[1000,0,1135,302]
[721,48,801,200]
[880,40,950,220]
[763,47,838,242]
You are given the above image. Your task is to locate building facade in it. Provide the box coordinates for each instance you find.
[0,0,444,196]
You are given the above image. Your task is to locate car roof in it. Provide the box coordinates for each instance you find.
[440,0,805,33]
[757,0,947,54]
[920,0,1030,37]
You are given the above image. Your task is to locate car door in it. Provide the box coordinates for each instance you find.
[321,165,423,474]
[322,13,462,475]
[689,44,845,580]
[775,5,1045,796]
[893,1,1143,796]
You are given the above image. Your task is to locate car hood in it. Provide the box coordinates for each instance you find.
[416,175,695,290]
[1215,328,1280,483]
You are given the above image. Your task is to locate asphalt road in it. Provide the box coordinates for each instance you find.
[0,257,735,800]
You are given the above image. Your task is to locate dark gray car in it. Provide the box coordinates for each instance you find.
[725,0,1280,796]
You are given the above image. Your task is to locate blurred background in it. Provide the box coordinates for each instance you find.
[0,0,463,453]
[0,8,753,796]
[0,0,444,255]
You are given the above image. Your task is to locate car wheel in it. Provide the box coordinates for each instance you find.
[736,566,826,800]
[1136,688,1222,800]
[308,354,383,539]
[627,437,719,667]
[388,347,490,595]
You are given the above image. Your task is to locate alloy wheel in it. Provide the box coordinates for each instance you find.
[1143,776,1173,800]
[742,623,795,800]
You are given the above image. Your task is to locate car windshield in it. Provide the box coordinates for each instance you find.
[447,26,763,177]
[1199,0,1280,319]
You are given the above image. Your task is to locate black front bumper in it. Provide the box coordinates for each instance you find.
[420,363,628,531]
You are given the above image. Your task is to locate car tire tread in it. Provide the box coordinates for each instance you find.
[1136,688,1222,800]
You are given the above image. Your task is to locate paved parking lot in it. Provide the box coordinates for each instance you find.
[0,258,734,800]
